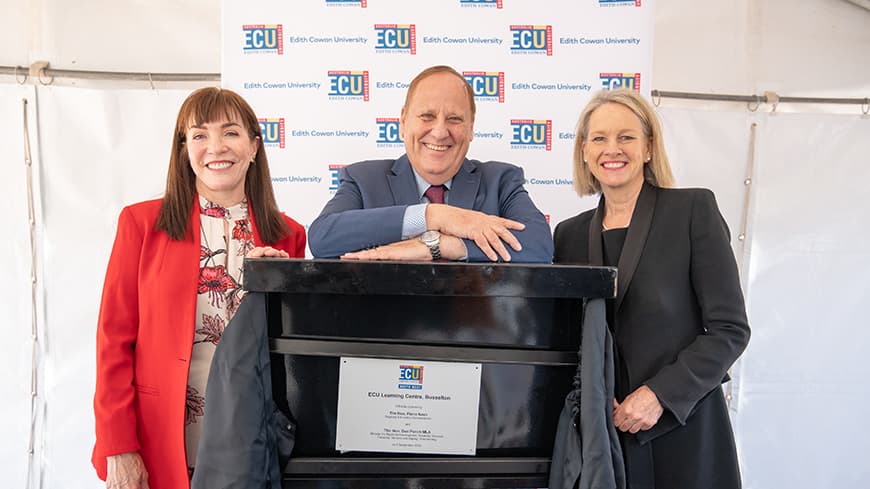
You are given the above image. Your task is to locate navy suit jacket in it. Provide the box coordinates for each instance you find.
[308,155,553,263]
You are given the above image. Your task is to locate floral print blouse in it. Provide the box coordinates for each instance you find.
[185,195,254,468]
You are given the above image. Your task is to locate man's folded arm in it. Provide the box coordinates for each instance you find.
[308,173,407,258]
[309,206,408,258]
[462,167,553,263]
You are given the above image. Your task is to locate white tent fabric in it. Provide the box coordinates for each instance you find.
[1,84,39,489]
[659,110,870,488]
[2,1,870,488]
[737,113,870,488]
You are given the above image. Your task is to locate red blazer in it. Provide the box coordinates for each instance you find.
[92,198,306,489]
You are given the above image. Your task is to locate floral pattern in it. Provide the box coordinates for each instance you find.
[195,313,225,345]
[232,219,255,256]
[185,385,205,426]
[197,265,239,307]
[185,196,253,468]
[200,200,230,219]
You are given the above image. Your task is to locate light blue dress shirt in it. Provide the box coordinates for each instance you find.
[400,171,453,239]
[400,171,467,259]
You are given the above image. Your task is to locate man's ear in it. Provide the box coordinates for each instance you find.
[399,105,407,139]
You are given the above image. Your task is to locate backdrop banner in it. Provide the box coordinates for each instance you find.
[221,0,655,232]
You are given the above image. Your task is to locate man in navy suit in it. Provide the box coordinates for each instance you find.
[308,65,553,263]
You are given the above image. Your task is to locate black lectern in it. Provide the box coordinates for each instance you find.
[243,259,616,489]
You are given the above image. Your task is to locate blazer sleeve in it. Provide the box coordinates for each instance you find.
[307,166,407,258]
[92,206,145,475]
[276,214,307,258]
[644,189,751,424]
[463,165,554,263]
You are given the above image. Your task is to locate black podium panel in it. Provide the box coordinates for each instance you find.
[274,356,573,457]
[276,294,580,348]
[243,259,616,488]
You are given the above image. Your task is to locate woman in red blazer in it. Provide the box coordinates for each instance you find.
[92,87,306,489]
[553,89,750,489]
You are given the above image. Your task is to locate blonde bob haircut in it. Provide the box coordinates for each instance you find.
[572,89,674,196]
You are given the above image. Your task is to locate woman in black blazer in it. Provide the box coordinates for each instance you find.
[554,89,750,489]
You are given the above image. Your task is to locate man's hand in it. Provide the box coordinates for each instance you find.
[106,451,149,489]
[425,204,525,261]
[340,235,466,261]
[612,385,664,434]
[341,238,429,261]
[246,246,289,258]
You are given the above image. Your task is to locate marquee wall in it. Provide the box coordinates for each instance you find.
[2,0,869,487]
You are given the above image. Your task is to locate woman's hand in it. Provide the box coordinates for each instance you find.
[612,385,664,433]
[106,451,149,489]
[247,246,289,258]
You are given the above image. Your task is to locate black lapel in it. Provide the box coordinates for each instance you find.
[587,196,606,266]
[614,182,657,312]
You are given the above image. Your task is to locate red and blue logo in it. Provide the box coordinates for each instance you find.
[398,365,424,390]
[374,24,416,54]
[376,117,403,147]
[328,164,346,192]
[600,72,641,92]
[463,71,505,103]
[325,0,367,6]
[328,70,370,101]
[510,119,552,150]
[243,25,283,54]
[258,118,285,148]
[510,25,553,56]
[599,0,642,7]
[460,0,503,8]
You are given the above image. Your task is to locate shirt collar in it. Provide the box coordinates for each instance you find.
[412,168,453,202]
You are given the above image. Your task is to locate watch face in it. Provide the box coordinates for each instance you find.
[420,230,441,260]
[421,230,439,243]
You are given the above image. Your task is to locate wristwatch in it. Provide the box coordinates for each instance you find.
[419,230,441,261]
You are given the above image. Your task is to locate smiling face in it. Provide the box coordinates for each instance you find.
[185,115,259,206]
[400,71,474,185]
[581,102,651,195]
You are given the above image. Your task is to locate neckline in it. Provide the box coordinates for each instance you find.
[602,222,628,232]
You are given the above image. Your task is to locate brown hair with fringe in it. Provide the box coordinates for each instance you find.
[155,87,290,243]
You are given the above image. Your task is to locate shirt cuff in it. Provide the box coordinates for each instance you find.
[457,240,468,261]
[401,203,428,240]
